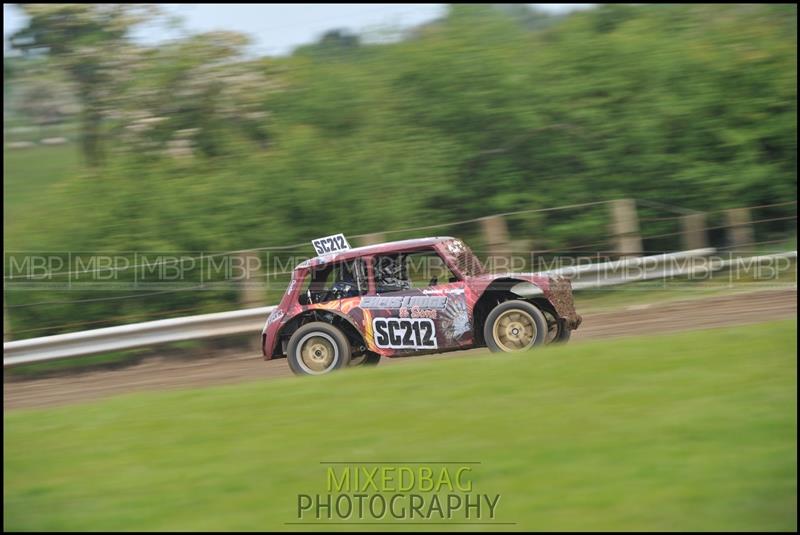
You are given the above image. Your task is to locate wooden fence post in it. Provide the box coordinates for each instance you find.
[680,213,708,250]
[481,215,512,272]
[238,252,263,309]
[725,208,754,251]
[610,198,643,257]
[238,252,263,351]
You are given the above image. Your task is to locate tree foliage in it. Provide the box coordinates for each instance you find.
[10,4,159,165]
[6,3,797,336]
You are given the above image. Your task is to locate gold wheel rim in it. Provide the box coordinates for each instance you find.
[299,335,336,373]
[492,309,537,351]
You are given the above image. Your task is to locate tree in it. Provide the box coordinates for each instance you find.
[293,29,360,60]
[117,31,273,158]
[16,70,78,131]
[10,4,159,166]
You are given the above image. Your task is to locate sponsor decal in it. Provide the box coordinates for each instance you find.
[373,318,438,349]
[360,295,447,310]
[263,309,285,333]
[453,311,470,338]
[423,287,465,295]
[312,233,351,255]
[400,306,438,319]
[449,301,471,339]
[287,278,298,294]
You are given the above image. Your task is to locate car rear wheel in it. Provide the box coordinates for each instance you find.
[350,351,381,367]
[484,300,548,353]
[287,322,351,376]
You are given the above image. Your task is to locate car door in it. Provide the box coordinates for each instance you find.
[365,248,473,356]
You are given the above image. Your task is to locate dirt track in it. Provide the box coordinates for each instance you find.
[5,288,796,411]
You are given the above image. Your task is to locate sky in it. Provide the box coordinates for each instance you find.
[3,4,595,57]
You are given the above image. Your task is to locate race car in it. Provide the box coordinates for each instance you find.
[262,234,582,375]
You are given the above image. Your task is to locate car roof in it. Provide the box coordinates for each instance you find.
[295,236,455,270]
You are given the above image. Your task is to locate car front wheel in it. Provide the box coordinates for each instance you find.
[541,307,572,344]
[484,300,548,353]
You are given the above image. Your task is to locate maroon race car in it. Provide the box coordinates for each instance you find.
[261,235,582,375]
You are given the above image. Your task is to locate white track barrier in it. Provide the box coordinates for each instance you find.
[4,306,275,367]
[4,249,795,367]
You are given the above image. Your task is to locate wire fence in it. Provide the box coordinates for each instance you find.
[4,197,796,339]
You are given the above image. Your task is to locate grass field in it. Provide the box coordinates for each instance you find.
[4,321,796,531]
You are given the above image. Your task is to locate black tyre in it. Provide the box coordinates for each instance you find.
[541,307,572,344]
[483,300,548,353]
[554,322,571,343]
[351,351,381,367]
[287,322,351,376]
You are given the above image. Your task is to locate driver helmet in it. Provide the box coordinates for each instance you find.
[376,256,411,291]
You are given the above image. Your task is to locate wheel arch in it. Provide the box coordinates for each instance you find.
[275,309,366,358]
[473,277,546,346]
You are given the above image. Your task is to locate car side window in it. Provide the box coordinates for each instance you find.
[298,259,367,305]
[372,253,411,294]
[373,250,459,294]
[405,250,459,288]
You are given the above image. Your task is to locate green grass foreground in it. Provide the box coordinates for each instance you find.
[4,321,797,531]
